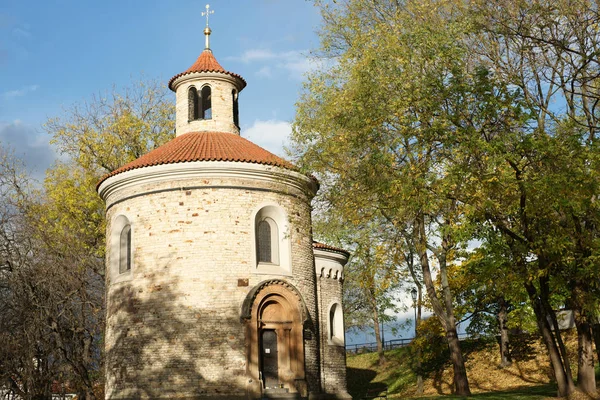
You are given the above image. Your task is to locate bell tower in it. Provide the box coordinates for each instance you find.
[168,4,246,136]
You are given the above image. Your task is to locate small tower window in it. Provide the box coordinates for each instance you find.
[329,305,336,340]
[232,89,239,127]
[201,85,212,119]
[256,217,279,265]
[119,224,132,274]
[188,87,199,121]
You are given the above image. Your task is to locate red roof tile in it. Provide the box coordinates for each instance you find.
[97,131,295,187]
[168,50,246,90]
[313,241,350,257]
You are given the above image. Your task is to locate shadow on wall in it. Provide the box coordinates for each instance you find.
[105,269,249,399]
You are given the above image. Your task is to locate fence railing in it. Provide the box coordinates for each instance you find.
[345,332,470,354]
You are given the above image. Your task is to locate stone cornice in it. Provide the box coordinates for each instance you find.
[314,248,348,282]
[98,160,318,208]
[313,248,349,265]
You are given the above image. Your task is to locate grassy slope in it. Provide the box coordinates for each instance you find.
[345,335,583,399]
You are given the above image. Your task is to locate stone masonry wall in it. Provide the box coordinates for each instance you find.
[315,255,349,397]
[174,74,240,136]
[103,171,319,399]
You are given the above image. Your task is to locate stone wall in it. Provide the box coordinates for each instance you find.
[102,164,319,399]
[315,250,351,398]
[174,73,241,136]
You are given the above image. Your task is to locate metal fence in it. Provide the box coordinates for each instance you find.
[345,332,470,354]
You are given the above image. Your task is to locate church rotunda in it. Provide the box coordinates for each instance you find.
[97,8,351,399]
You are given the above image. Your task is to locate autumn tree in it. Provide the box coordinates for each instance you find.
[291,0,522,394]
[2,78,176,399]
[462,0,600,394]
[314,208,404,365]
[38,78,175,398]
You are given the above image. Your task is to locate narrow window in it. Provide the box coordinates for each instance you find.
[119,225,131,274]
[329,304,337,340]
[232,89,239,127]
[329,303,343,343]
[201,86,212,119]
[188,87,199,121]
[257,220,272,263]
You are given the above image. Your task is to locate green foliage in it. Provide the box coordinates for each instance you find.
[40,78,175,264]
[295,0,600,394]
[411,317,451,377]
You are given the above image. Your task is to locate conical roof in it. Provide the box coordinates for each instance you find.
[97,131,294,187]
[168,50,246,91]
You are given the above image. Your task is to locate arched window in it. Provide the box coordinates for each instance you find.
[201,85,212,119]
[256,217,279,265]
[110,215,133,284]
[119,224,131,274]
[188,86,199,121]
[253,205,290,274]
[329,303,344,344]
[232,89,239,127]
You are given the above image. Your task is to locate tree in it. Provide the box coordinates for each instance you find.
[38,78,175,398]
[46,78,175,174]
[312,201,403,366]
[291,0,518,394]
[465,0,600,394]
[0,78,176,399]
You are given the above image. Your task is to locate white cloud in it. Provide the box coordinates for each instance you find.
[256,66,272,78]
[2,84,39,98]
[277,58,321,78]
[230,49,318,80]
[236,49,278,63]
[242,119,291,157]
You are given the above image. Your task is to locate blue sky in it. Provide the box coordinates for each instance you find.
[0,0,323,178]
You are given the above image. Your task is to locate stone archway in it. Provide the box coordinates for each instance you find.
[242,280,308,398]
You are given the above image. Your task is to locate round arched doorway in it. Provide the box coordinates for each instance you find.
[241,280,308,398]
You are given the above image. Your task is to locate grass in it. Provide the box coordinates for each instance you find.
[345,334,593,399]
[411,384,557,399]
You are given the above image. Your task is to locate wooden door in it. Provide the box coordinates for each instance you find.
[261,329,278,388]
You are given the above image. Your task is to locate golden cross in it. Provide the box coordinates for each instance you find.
[201,4,214,28]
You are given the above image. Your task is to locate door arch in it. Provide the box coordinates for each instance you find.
[242,280,308,396]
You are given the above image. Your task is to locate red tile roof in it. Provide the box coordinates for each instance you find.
[313,241,350,257]
[97,131,295,187]
[168,50,246,90]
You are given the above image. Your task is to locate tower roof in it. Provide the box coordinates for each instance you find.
[97,131,294,187]
[168,50,246,91]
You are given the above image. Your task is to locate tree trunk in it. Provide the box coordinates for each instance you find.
[525,282,575,397]
[415,214,470,396]
[415,287,424,395]
[446,326,470,396]
[540,279,573,380]
[574,310,596,394]
[407,249,424,395]
[371,300,386,365]
[497,297,512,367]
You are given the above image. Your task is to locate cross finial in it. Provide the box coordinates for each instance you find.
[201,4,214,50]
[202,4,214,28]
